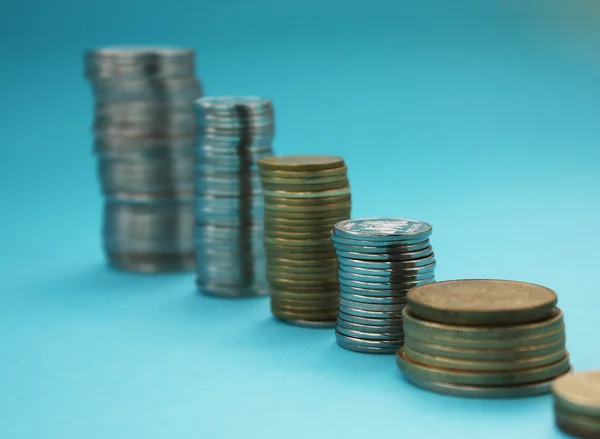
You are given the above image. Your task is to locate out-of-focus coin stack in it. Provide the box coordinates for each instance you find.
[84,47,202,273]
[398,279,572,398]
[194,97,274,297]
[331,218,436,353]
[257,155,351,327]
[552,371,600,438]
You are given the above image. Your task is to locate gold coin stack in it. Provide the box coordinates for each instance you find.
[552,371,600,438]
[397,279,572,398]
[257,155,351,328]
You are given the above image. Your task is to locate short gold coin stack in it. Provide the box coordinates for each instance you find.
[552,370,600,438]
[257,155,351,327]
[397,279,572,398]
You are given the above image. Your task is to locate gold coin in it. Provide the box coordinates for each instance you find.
[258,155,345,171]
[259,166,349,179]
[264,200,351,213]
[264,193,351,206]
[263,187,351,199]
[403,343,567,372]
[261,180,350,192]
[407,279,558,326]
[553,371,600,416]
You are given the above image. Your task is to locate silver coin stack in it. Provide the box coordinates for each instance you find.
[84,47,203,273]
[331,218,436,354]
[194,97,275,297]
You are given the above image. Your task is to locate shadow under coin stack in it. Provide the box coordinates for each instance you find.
[331,218,436,353]
[84,47,202,272]
[194,97,275,297]
[398,279,572,398]
[257,155,351,327]
[552,371,600,438]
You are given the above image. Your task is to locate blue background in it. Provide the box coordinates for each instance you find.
[1,0,600,437]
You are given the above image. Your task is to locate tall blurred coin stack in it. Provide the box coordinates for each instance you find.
[84,47,202,272]
[398,280,572,397]
[194,97,275,297]
[331,218,436,353]
[257,155,351,327]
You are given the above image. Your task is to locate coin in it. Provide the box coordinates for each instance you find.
[339,292,407,304]
[263,187,351,199]
[552,371,600,416]
[339,304,403,320]
[336,326,404,341]
[554,408,600,439]
[264,200,352,212]
[265,194,351,206]
[333,249,434,262]
[334,218,432,242]
[401,368,572,399]
[407,279,558,326]
[336,317,404,334]
[258,155,344,171]
[337,311,403,327]
[404,336,567,361]
[396,348,571,386]
[260,166,349,179]
[261,180,350,192]
[338,276,435,291]
[403,343,567,372]
[330,233,430,248]
[335,331,402,354]
[402,307,564,340]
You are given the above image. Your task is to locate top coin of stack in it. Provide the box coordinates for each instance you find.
[194,96,275,297]
[331,218,436,354]
[257,155,351,328]
[84,47,202,272]
[552,371,600,438]
[397,279,572,398]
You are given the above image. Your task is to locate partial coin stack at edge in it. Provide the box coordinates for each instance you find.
[331,218,436,354]
[194,96,275,297]
[552,370,600,438]
[257,155,351,327]
[398,279,572,398]
[84,46,202,273]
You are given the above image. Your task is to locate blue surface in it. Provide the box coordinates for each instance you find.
[2,1,600,438]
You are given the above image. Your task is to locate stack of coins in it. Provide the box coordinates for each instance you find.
[257,155,351,327]
[194,97,274,297]
[398,279,572,397]
[331,218,436,353]
[84,47,202,272]
[552,371,600,438]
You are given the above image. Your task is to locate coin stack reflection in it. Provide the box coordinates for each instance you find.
[194,97,274,297]
[331,218,436,353]
[398,280,571,398]
[84,47,202,272]
[257,155,351,328]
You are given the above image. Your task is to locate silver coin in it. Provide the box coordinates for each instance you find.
[338,304,404,320]
[336,326,404,341]
[336,317,404,334]
[337,311,403,327]
[338,276,435,291]
[197,281,269,298]
[339,292,408,304]
[333,248,434,262]
[330,234,430,250]
[338,257,436,274]
[336,256,436,271]
[337,268,435,283]
[335,331,403,350]
[339,297,408,312]
[333,218,432,242]
[339,284,414,298]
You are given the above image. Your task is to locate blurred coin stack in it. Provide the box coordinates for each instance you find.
[398,279,572,398]
[194,97,274,297]
[331,218,436,353]
[257,155,351,327]
[553,371,600,438]
[84,47,202,272]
